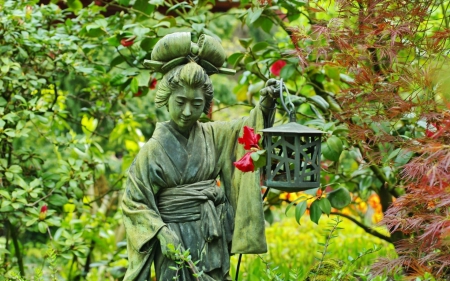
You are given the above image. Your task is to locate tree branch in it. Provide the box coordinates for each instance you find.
[8,220,25,276]
[330,211,391,243]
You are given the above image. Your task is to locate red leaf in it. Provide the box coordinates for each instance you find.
[233,152,255,172]
[238,126,261,150]
[270,60,286,77]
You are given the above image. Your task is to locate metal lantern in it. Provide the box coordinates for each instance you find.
[261,81,325,192]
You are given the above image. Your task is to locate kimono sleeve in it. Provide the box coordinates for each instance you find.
[121,142,166,280]
[208,104,272,254]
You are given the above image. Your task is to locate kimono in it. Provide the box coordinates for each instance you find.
[122,104,270,281]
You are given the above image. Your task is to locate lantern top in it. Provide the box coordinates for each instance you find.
[260,122,324,134]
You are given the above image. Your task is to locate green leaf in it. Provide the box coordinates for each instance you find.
[327,136,343,154]
[317,198,331,216]
[259,17,274,33]
[0,97,6,106]
[111,55,125,68]
[252,42,269,54]
[228,53,245,68]
[253,154,266,170]
[26,218,38,227]
[295,201,307,223]
[48,194,69,206]
[38,221,48,233]
[304,188,318,196]
[394,149,414,167]
[8,165,22,174]
[118,0,131,5]
[136,71,151,87]
[247,6,264,25]
[107,35,120,47]
[140,38,159,52]
[110,74,128,86]
[250,152,260,162]
[327,187,352,209]
[67,0,83,12]
[308,95,329,112]
[387,148,401,161]
[280,64,295,80]
[0,190,11,199]
[321,142,340,162]
[133,0,155,19]
[359,175,373,191]
[310,200,322,224]
[131,77,139,93]
[239,38,253,49]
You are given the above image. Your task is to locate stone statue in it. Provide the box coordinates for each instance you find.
[122,32,277,281]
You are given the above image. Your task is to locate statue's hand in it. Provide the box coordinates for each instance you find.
[157,226,182,260]
[260,78,284,99]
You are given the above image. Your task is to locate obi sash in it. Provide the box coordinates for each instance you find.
[157,180,233,242]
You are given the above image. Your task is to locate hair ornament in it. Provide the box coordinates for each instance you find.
[143,32,236,76]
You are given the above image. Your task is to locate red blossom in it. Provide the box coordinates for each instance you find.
[270,60,286,77]
[238,126,261,150]
[120,37,135,47]
[233,152,255,172]
[149,78,157,90]
[39,205,48,220]
[426,123,443,138]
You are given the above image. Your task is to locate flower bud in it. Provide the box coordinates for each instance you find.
[39,205,48,220]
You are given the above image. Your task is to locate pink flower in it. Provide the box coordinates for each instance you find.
[238,126,261,150]
[233,152,255,172]
[270,60,286,77]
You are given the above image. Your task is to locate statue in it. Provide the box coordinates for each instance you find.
[121,32,277,281]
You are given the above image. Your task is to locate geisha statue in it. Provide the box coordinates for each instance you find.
[122,32,278,281]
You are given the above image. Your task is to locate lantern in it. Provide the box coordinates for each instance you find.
[261,81,325,192]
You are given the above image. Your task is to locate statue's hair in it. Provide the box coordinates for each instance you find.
[155,63,213,114]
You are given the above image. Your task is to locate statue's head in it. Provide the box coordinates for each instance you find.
[155,62,213,115]
[148,32,234,134]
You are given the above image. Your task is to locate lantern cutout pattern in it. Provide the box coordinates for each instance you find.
[261,80,325,192]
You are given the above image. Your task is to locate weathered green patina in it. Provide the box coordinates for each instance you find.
[122,32,276,281]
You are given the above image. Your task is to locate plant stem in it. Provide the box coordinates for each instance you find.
[8,220,24,276]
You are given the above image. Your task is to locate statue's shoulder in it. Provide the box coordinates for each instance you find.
[140,122,169,152]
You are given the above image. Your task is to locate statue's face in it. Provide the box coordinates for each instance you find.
[168,86,205,135]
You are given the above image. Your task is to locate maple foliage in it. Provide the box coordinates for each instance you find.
[265,0,450,277]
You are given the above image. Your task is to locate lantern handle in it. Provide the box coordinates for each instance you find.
[278,78,297,122]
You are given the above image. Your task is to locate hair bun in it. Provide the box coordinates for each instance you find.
[151,32,192,62]
[197,34,226,67]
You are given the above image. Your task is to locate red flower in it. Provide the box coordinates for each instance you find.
[149,78,157,90]
[120,37,135,47]
[39,205,48,220]
[426,123,442,138]
[233,152,255,172]
[238,126,261,150]
[134,90,142,97]
[270,60,286,77]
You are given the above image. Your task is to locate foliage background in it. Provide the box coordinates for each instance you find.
[0,0,449,279]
